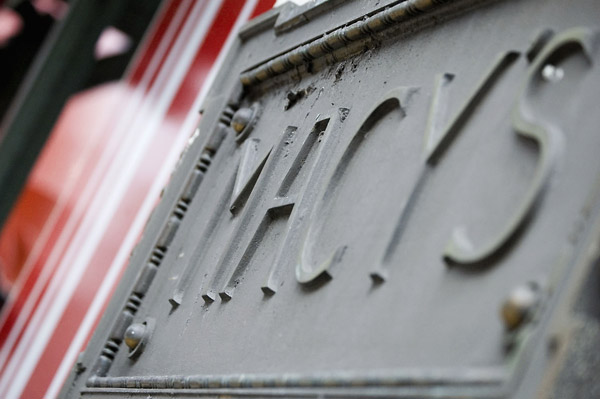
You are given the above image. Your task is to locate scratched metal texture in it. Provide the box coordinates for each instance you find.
[60,0,600,398]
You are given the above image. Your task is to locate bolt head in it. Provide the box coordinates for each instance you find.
[124,323,146,350]
[501,283,539,331]
[231,107,253,133]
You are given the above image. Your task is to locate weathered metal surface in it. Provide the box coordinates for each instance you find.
[60,0,600,397]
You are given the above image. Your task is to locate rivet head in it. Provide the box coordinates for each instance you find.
[541,64,564,82]
[501,283,540,331]
[231,107,254,134]
[124,323,146,350]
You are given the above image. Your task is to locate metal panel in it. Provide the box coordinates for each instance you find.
[60,0,600,398]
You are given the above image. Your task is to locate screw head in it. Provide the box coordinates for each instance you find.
[501,283,540,331]
[231,107,254,134]
[124,323,146,350]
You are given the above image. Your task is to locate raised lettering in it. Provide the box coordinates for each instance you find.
[372,51,520,279]
[444,27,597,264]
[202,119,332,302]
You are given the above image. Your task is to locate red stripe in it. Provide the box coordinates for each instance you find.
[166,0,247,119]
[251,0,275,18]
[143,0,199,92]
[128,0,184,86]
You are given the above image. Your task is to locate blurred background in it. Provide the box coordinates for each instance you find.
[0,0,301,397]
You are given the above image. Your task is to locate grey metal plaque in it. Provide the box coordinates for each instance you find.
[60,0,600,398]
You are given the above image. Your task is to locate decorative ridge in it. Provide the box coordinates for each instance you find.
[87,367,505,389]
[239,0,451,86]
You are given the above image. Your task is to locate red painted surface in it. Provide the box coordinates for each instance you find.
[128,0,184,87]
[0,83,136,363]
[0,0,180,348]
[142,0,198,91]
[0,0,276,397]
